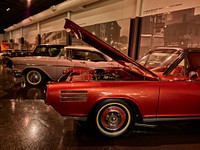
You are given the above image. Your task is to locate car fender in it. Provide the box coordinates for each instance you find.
[22,67,52,80]
[88,94,143,122]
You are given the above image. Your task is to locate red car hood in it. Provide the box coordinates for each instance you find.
[64,19,158,79]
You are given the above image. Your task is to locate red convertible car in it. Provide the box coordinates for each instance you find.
[45,19,200,137]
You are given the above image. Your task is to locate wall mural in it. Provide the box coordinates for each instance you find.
[12,19,130,55]
[40,19,130,55]
[83,19,130,55]
[139,7,200,58]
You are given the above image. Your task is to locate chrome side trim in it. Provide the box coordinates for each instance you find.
[135,123,157,128]
[143,118,157,123]
[143,116,200,123]
[60,90,88,102]
[18,63,62,67]
[62,116,87,121]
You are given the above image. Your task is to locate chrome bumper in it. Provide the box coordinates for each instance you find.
[12,70,23,78]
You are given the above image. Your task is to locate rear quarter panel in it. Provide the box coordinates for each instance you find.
[47,81,160,118]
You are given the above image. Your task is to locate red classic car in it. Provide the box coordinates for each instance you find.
[45,19,200,138]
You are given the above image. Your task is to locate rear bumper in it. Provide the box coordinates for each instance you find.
[9,69,26,87]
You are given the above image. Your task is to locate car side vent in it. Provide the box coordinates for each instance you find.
[60,90,88,102]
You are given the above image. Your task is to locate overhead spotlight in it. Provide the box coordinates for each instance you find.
[6,8,10,11]
[50,5,57,12]
[29,16,33,21]
[13,24,17,28]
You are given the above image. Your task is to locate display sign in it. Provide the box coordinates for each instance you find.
[141,0,200,16]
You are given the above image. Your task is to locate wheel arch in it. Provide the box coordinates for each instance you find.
[88,98,143,123]
[22,67,52,81]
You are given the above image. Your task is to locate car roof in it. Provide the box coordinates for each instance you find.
[37,44,65,47]
[64,45,113,61]
[64,45,99,52]
[154,46,200,52]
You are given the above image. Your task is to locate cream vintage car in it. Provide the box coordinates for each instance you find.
[9,45,118,86]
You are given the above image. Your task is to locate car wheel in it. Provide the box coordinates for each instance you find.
[2,57,9,67]
[25,70,44,86]
[91,99,135,137]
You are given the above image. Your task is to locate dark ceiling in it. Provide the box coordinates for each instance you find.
[0,0,65,33]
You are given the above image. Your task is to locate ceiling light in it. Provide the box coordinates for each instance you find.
[50,5,57,12]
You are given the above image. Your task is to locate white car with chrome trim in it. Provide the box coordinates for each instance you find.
[9,45,118,86]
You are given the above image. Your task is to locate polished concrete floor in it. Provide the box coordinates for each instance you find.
[1,64,200,150]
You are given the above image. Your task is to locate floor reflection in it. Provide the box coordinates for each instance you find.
[1,84,45,100]
[0,99,65,150]
[62,120,200,149]
[0,65,45,100]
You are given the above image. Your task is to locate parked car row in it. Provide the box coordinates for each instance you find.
[7,45,119,86]
[45,19,200,138]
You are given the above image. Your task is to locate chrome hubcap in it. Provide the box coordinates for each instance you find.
[27,71,41,85]
[101,106,126,131]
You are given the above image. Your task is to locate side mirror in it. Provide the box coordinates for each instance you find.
[189,71,198,80]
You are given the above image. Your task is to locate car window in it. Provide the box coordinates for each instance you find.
[138,54,148,66]
[49,47,63,57]
[70,49,106,62]
[33,47,48,56]
[187,52,200,75]
[33,46,63,56]
[170,59,185,76]
[71,50,87,60]
[60,48,107,61]
[138,49,180,72]
[170,52,200,77]
[86,51,106,62]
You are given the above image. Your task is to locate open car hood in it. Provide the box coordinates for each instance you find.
[64,19,158,79]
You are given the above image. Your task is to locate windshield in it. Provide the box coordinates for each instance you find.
[59,48,108,61]
[138,49,181,73]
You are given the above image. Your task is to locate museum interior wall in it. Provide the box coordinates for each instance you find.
[1,0,136,55]
[139,0,200,58]
[1,0,200,59]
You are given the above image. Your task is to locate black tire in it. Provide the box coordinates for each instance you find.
[90,99,135,138]
[2,57,11,67]
[25,70,44,86]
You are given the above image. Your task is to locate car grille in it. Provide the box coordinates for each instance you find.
[60,90,88,102]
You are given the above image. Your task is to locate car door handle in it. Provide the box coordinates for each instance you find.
[80,62,86,64]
